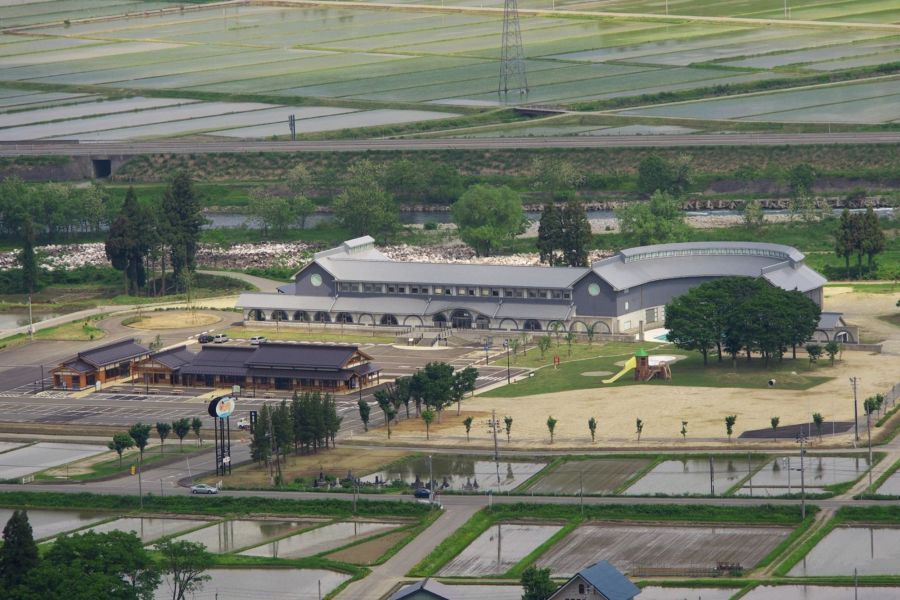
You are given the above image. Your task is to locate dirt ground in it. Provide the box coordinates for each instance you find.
[126,311,221,330]
[353,292,898,449]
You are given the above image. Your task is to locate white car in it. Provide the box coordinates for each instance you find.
[213,334,228,344]
[190,484,218,495]
[249,336,267,345]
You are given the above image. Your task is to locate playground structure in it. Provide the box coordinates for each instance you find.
[602,349,673,384]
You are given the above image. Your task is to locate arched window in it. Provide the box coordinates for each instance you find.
[475,314,490,329]
[271,310,288,321]
[335,312,353,324]
[250,309,266,321]
[432,313,448,328]
[293,310,309,322]
[523,319,541,331]
[314,311,331,323]
[380,314,398,326]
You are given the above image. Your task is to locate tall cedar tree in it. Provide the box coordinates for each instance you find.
[161,172,204,285]
[105,187,151,295]
[18,216,38,294]
[537,200,592,267]
[0,509,39,589]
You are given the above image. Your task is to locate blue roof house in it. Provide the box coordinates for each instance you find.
[548,560,640,600]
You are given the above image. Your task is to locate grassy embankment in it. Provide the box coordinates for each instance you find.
[222,326,398,345]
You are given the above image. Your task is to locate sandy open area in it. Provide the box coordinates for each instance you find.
[126,310,221,330]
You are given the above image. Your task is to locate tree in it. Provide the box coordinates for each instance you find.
[374,389,393,435]
[128,422,151,461]
[536,200,592,267]
[681,420,688,441]
[155,539,212,600]
[172,418,191,450]
[664,285,720,365]
[415,362,457,421]
[292,195,316,230]
[616,190,688,247]
[357,399,370,432]
[24,531,160,600]
[191,417,202,446]
[725,415,737,442]
[156,421,171,454]
[771,416,780,441]
[564,332,576,356]
[637,154,691,198]
[0,509,39,589]
[451,184,526,256]
[813,412,824,440]
[160,172,205,283]
[635,418,644,442]
[742,199,765,230]
[247,187,294,238]
[537,336,552,359]
[105,187,151,295]
[463,415,473,442]
[787,163,817,222]
[18,216,38,295]
[521,565,555,600]
[834,208,856,279]
[546,416,557,444]
[108,432,135,467]
[585,323,596,346]
[805,343,822,364]
[536,203,561,266]
[860,206,886,271]
[588,416,597,443]
[530,156,584,199]
[504,415,513,443]
[333,160,400,242]
[250,403,272,466]
[824,341,841,366]
[422,407,435,440]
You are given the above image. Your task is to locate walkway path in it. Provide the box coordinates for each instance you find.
[198,270,286,294]
[337,503,480,600]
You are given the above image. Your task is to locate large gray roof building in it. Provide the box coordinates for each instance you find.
[238,236,826,335]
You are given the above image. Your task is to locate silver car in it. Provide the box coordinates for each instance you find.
[190,483,218,495]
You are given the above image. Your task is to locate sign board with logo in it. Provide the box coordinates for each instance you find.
[208,396,236,419]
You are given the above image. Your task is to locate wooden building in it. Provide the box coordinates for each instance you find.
[132,345,195,386]
[51,338,150,390]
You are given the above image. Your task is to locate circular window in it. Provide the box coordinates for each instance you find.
[310,274,323,287]
[588,283,601,296]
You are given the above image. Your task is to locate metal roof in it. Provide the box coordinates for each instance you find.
[245,342,361,370]
[79,338,149,368]
[818,312,846,330]
[61,358,94,373]
[331,296,430,315]
[317,255,588,288]
[180,364,247,377]
[237,292,335,312]
[247,367,355,381]
[495,301,572,320]
[190,346,256,367]
[569,560,640,600]
[762,264,827,294]
[616,241,805,263]
[149,346,196,370]
[388,579,454,600]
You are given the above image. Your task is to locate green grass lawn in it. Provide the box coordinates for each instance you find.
[484,342,834,397]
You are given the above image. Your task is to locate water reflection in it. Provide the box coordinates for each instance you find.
[360,456,545,492]
[788,527,900,576]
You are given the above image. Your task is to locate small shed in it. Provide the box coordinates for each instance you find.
[548,560,640,600]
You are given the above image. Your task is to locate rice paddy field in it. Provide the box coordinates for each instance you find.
[0,0,897,138]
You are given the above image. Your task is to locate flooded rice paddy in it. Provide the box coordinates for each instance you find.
[528,458,651,495]
[623,458,757,496]
[80,517,211,543]
[154,568,350,600]
[788,527,900,576]
[639,587,734,600]
[240,521,400,559]
[0,508,108,540]
[537,523,792,577]
[0,442,107,480]
[739,456,870,495]
[361,456,546,493]
[875,466,900,495]
[439,523,563,576]
[744,585,900,599]
[172,519,312,553]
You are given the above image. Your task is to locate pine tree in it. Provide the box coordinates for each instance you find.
[559,199,592,267]
[536,203,561,265]
[161,172,204,284]
[18,216,38,295]
[0,509,39,589]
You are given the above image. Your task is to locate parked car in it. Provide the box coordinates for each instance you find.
[413,487,431,499]
[249,336,267,345]
[198,333,213,344]
[213,334,228,344]
[190,484,218,495]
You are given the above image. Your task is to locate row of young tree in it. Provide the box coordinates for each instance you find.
[0,510,212,600]
[665,277,821,367]
[104,172,205,296]
[360,364,479,438]
[107,418,204,467]
[249,391,342,484]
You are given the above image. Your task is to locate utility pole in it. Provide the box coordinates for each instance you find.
[504,339,510,384]
[747,452,753,497]
[428,454,434,511]
[850,377,860,442]
[491,409,499,461]
[796,432,806,519]
[580,470,584,515]
[867,406,873,489]
[709,455,715,496]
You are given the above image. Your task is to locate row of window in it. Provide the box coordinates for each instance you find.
[625,247,790,263]
[335,281,571,300]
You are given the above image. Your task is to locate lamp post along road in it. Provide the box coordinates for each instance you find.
[503,340,511,384]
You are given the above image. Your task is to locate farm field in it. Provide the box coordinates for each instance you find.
[69,516,210,544]
[240,521,402,559]
[623,457,758,496]
[171,519,313,554]
[876,464,900,495]
[0,508,107,541]
[0,441,106,480]
[439,523,563,576]
[150,568,351,600]
[788,526,900,576]
[744,586,900,600]
[527,458,652,494]
[536,523,792,576]
[735,455,871,495]
[360,455,546,493]
[0,1,896,136]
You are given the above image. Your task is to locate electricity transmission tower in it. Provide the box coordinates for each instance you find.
[498,0,528,100]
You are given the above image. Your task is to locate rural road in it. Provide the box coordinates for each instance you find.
[3,133,900,157]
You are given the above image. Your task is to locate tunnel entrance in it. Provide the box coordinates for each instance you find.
[92,159,111,178]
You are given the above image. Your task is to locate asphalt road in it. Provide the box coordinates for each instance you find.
[3,133,900,157]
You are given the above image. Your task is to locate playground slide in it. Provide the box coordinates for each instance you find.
[602,356,636,384]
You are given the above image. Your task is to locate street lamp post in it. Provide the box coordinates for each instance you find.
[503,340,510,384]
